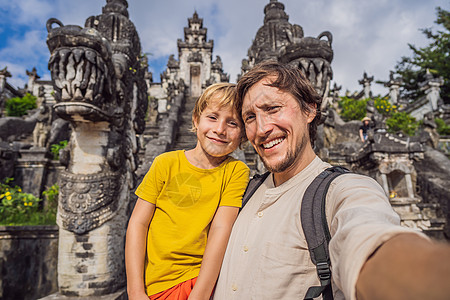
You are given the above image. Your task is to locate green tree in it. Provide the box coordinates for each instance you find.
[50,140,68,160]
[435,118,450,135]
[338,96,368,121]
[0,178,58,225]
[395,7,450,104]
[386,112,419,136]
[5,93,37,116]
[374,96,397,116]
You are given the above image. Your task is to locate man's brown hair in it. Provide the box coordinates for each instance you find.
[236,61,322,147]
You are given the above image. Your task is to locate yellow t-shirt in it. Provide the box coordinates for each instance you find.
[135,150,250,295]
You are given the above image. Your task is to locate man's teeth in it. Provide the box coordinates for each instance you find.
[263,138,283,149]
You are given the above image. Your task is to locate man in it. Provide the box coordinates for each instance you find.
[213,61,450,300]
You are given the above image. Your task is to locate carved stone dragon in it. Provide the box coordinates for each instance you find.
[243,0,333,103]
[46,0,147,296]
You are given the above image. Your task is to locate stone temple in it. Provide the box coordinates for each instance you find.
[0,0,449,299]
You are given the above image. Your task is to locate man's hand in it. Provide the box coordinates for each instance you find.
[356,233,450,300]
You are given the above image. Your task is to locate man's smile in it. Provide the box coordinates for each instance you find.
[262,137,285,149]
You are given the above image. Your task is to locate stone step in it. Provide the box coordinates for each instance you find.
[172,143,197,151]
[176,134,197,142]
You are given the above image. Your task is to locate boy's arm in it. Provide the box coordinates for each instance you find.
[125,198,156,300]
[188,205,239,300]
[356,233,450,300]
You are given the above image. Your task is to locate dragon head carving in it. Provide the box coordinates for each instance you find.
[46,0,147,234]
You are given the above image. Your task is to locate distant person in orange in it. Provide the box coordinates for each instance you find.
[125,83,249,300]
[359,116,372,142]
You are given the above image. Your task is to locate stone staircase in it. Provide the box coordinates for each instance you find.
[242,142,260,176]
[171,96,198,151]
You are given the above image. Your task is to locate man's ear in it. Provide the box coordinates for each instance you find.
[306,103,317,123]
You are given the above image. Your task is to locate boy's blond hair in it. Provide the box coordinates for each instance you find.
[191,83,246,144]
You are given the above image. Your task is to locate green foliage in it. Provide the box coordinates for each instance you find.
[386,112,419,136]
[395,7,450,104]
[41,184,59,222]
[338,96,368,121]
[5,93,37,117]
[0,178,58,226]
[435,118,450,135]
[50,140,68,160]
[374,96,397,116]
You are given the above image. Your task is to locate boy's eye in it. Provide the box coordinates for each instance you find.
[207,115,217,120]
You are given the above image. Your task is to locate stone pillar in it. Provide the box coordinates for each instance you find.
[404,173,415,199]
[380,173,389,196]
[358,72,373,99]
[388,83,400,105]
[56,208,128,298]
[425,80,444,111]
[383,71,403,105]
[13,148,51,198]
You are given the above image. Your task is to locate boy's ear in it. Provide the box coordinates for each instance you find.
[192,115,199,131]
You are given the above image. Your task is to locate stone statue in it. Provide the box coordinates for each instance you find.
[0,67,12,118]
[26,67,40,93]
[420,69,444,111]
[32,99,52,148]
[359,72,374,99]
[46,0,147,297]
[422,112,440,148]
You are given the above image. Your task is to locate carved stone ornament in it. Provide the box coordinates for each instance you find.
[46,21,118,123]
[188,52,203,63]
[244,0,333,98]
[58,171,121,234]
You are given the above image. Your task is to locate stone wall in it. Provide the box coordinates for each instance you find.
[414,146,450,239]
[0,226,58,300]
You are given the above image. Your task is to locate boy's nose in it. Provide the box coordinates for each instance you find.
[214,121,227,135]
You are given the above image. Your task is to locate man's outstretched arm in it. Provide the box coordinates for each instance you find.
[356,233,450,300]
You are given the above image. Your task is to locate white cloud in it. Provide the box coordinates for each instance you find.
[0,62,27,89]
[0,0,448,96]
[1,0,54,26]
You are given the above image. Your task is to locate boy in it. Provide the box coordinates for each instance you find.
[125,83,250,300]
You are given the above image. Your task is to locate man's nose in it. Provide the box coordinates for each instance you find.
[255,113,273,136]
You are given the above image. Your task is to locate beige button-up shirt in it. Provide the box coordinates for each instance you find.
[214,156,423,300]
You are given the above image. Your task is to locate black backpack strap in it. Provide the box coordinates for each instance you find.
[302,166,350,300]
[240,172,270,211]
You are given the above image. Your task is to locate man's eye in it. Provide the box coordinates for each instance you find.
[267,106,280,112]
[244,115,255,123]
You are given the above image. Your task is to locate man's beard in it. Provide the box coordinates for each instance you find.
[260,133,308,173]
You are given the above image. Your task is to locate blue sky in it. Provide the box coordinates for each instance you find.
[0,0,448,96]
